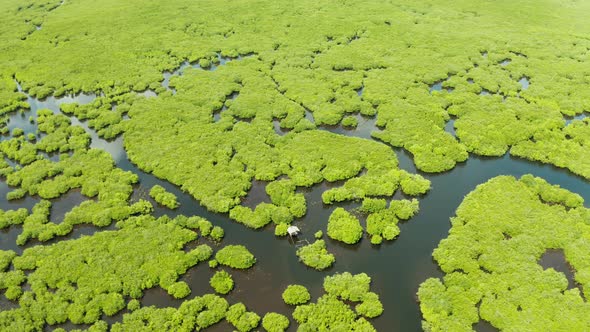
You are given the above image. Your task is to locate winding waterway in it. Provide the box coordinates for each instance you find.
[1,89,588,332]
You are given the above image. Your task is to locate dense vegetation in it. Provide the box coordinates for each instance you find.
[226,303,261,332]
[214,245,256,269]
[209,270,234,295]
[282,284,311,305]
[327,207,363,244]
[0,215,215,329]
[111,294,229,331]
[418,175,590,331]
[149,185,179,209]
[262,312,290,332]
[295,240,335,270]
[0,110,154,245]
[1,0,590,331]
[291,272,384,331]
[0,0,589,181]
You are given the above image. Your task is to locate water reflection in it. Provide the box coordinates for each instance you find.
[444,119,456,136]
[141,90,158,98]
[429,81,453,93]
[518,77,530,90]
[356,86,364,97]
[565,113,587,125]
[429,81,442,92]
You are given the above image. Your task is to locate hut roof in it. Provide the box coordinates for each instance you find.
[287,226,300,236]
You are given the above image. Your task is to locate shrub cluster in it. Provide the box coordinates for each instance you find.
[282,284,311,305]
[295,240,335,270]
[0,215,214,330]
[419,175,590,331]
[149,184,179,209]
[215,245,256,269]
[262,312,290,332]
[210,270,234,295]
[327,207,363,244]
[290,272,384,331]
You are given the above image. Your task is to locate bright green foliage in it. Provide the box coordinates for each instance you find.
[282,284,311,305]
[210,270,234,295]
[1,0,589,328]
[359,198,387,213]
[370,234,383,245]
[167,215,226,243]
[275,223,288,236]
[209,226,225,241]
[262,312,290,332]
[226,303,261,332]
[366,214,397,242]
[55,320,109,332]
[36,111,90,152]
[295,240,335,270]
[266,179,306,219]
[390,199,420,220]
[327,208,363,244]
[293,295,376,331]
[125,89,415,216]
[341,115,358,128]
[16,199,51,245]
[0,75,27,115]
[229,204,275,229]
[0,269,26,300]
[0,250,16,271]
[372,98,468,172]
[511,118,590,179]
[322,169,402,204]
[199,58,211,69]
[0,0,588,188]
[0,215,213,330]
[291,272,383,331]
[323,273,384,317]
[399,172,431,196]
[3,148,152,244]
[365,199,420,244]
[215,245,256,269]
[314,230,323,239]
[127,299,140,312]
[324,272,371,302]
[167,281,191,299]
[149,185,179,209]
[418,175,590,331]
[0,207,28,229]
[0,136,39,165]
[60,95,130,139]
[12,127,24,137]
[355,292,384,319]
[320,167,427,243]
[112,294,229,331]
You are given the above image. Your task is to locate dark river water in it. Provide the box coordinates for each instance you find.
[1,88,588,332]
